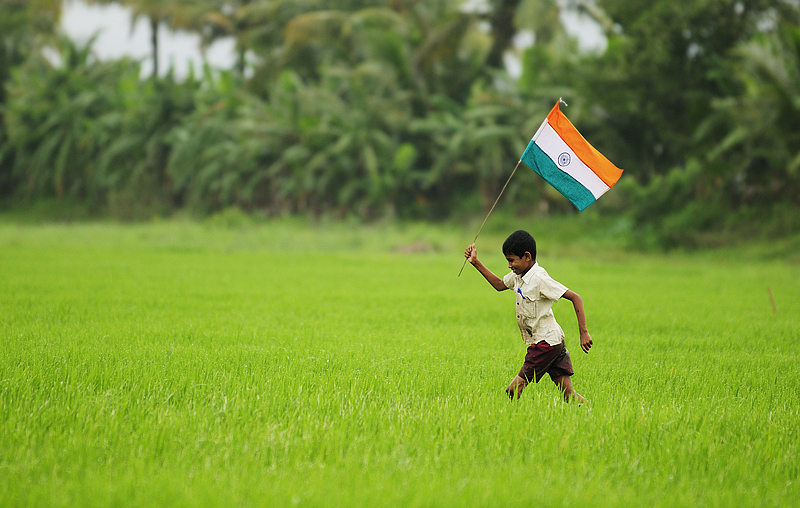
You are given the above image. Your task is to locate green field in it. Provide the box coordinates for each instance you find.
[1,219,799,507]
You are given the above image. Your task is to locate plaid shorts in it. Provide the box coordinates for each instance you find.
[518,341,574,383]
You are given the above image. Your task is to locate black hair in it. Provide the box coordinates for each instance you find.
[502,230,536,260]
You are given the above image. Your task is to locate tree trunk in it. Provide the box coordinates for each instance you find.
[485,0,522,71]
[150,17,159,78]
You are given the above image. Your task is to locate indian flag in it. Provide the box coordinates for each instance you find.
[521,100,623,211]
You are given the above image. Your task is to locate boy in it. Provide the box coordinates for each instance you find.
[464,230,592,402]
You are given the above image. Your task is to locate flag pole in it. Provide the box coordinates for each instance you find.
[458,159,522,277]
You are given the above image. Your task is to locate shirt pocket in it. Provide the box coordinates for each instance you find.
[516,296,537,320]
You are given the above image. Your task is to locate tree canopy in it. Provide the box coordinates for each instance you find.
[1,0,799,245]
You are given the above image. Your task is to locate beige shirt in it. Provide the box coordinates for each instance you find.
[503,263,568,346]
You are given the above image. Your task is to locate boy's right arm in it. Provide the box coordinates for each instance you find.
[465,244,507,291]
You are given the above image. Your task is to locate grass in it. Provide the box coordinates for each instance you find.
[1,217,799,507]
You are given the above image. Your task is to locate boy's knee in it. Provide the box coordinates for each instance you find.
[553,375,571,389]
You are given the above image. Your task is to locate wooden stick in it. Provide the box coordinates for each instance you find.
[458,159,522,277]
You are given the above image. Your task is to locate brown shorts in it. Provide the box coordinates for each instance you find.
[518,341,574,383]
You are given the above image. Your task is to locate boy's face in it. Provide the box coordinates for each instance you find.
[505,251,535,276]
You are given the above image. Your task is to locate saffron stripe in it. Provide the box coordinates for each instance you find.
[546,104,623,188]
[533,119,610,199]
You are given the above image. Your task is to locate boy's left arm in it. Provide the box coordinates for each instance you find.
[561,290,592,353]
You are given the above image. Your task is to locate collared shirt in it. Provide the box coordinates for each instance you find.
[503,263,568,346]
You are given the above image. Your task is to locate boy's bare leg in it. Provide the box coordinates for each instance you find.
[553,375,585,404]
[506,375,528,399]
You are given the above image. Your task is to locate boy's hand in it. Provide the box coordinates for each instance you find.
[464,243,477,265]
[464,243,507,291]
[580,331,593,353]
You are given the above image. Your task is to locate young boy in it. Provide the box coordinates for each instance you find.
[464,230,592,402]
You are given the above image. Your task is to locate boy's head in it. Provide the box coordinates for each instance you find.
[502,230,536,276]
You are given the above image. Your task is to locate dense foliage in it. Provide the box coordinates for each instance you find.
[1,0,799,244]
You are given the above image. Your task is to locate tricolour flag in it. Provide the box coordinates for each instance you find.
[521,100,623,211]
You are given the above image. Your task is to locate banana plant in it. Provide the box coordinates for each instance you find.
[0,0,62,196]
[2,35,132,205]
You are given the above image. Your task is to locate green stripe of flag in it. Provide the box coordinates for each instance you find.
[521,141,596,211]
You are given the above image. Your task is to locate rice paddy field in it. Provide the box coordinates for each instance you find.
[1,217,799,507]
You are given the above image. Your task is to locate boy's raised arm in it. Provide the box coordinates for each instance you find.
[465,244,507,291]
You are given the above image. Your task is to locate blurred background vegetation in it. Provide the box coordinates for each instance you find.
[1,0,799,248]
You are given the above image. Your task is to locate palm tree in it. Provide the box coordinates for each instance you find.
[84,0,195,77]
[186,0,292,76]
[252,1,489,106]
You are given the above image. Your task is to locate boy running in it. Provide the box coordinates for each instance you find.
[465,230,592,402]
